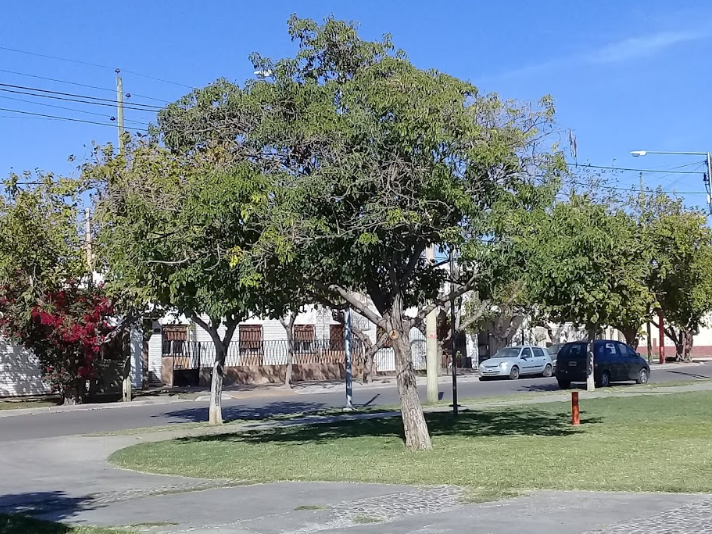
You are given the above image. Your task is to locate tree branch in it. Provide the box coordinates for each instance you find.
[326,284,385,327]
[191,313,222,347]
[402,243,427,283]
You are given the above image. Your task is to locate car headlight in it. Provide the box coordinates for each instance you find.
[499,362,508,368]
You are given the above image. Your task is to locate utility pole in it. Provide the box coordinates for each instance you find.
[449,249,458,416]
[343,307,354,411]
[115,68,131,401]
[84,209,93,287]
[706,153,712,215]
[425,245,439,404]
[116,69,125,153]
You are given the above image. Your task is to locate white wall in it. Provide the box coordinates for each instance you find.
[0,337,50,397]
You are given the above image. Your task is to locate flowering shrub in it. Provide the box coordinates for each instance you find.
[0,282,115,402]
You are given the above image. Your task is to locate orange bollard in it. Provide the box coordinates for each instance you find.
[571,391,580,426]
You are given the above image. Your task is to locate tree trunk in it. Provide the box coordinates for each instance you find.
[362,345,377,383]
[62,378,83,405]
[389,294,432,451]
[621,327,638,348]
[282,314,296,389]
[392,332,432,450]
[586,328,596,392]
[209,343,226,425]
[683,329,694,362]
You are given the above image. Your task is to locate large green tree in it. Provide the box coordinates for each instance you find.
[85,141,281,423]
[525,192,653,388]
[644,195,712,360]
[157,17,563,450]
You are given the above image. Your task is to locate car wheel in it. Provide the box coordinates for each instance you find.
[636,367,649,384]
[557,380,571,389]
[509,366,520,380]
[542,364,553,378]
[597,370,611,388]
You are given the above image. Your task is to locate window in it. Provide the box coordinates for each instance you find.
[533,347,546,358]
[294,324,315,352]
[239,325,263,353]
[330,324,345,351]
[596,342,618,360]
[162,325,188,356]
[521,347,533,358]
[621,343,637,358]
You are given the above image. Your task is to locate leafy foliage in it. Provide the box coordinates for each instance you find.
[0,283,115,399]
[0,175,111,402]
[156,16,564,449]
[524,192,652,341]
[643,194,712,357]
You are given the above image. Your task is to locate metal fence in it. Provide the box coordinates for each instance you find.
[163,338,428,371]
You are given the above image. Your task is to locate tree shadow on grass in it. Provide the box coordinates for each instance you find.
[156,401,334,423]
[175,407,602,447]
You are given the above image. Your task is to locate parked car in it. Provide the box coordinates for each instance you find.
[555,340,650,388]
[478,346,554,380]
[546,343,563,375]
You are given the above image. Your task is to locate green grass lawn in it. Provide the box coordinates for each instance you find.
[0,514,131,534]
[110,390,712,495]
[0,400,58,410]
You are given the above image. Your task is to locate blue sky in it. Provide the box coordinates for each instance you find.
[2,0,711,209]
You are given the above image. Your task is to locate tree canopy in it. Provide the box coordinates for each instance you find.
[155,16,565,449]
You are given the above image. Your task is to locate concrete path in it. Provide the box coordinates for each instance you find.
[2,383,712,533]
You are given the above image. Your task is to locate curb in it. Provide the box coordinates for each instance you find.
[0,397,197,419]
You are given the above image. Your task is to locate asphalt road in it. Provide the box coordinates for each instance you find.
[2,362,711,443]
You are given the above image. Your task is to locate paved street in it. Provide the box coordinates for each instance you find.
[2,362,712,442]
[0,410,710,533]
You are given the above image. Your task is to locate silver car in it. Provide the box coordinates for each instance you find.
[478,346,554,380]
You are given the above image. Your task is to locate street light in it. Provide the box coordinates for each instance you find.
[254,69,274,80]
[630,149,712,215]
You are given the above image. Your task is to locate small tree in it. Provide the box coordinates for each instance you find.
[0,175,114,403]
[86,141,281,423]
[0,283,115,403]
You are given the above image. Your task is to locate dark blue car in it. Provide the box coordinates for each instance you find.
[555,340,650,388]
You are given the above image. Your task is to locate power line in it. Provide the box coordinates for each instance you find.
[562,177,707,195]
[0,83,163,111]
[0,94,150,126]
[0,107,149,131]
[0,68,171,104]
[0,86,160,114]
[0,45,194,89]
[567,162,703,175]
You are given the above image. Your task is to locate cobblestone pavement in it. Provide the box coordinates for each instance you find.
[584,497,712,534]
[328,485,465,522]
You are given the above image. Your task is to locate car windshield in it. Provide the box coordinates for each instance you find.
[492,347,520,359]
[547,345,560,356]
